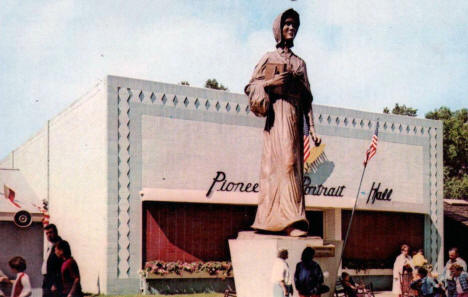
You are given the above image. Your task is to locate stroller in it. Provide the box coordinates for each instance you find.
[336,275,375,297]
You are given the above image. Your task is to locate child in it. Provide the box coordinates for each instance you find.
[341,272,359,297]
[410,267,439,297]
[413,249,428,268]
[450,264,468,297]
[0,257,32,297]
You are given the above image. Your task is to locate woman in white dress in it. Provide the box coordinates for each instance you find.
[393,244,413,295]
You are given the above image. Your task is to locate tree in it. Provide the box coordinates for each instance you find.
[205,79,228,91]
[425,107,468,199]
[179,81,190,86]
[383,103,418,117]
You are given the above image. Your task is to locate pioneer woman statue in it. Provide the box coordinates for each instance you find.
[245,8,320,237]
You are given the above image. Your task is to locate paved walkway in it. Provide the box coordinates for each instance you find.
[374,291,394,297]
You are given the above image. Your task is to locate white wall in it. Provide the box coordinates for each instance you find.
[0,83,108,294]
[141,115,427,213]
[3,131,48,200]
[48,83,108,294]
[0,153,13,168]
[2,75,444,294]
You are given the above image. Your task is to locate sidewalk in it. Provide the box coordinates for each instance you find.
[374,291,394,297]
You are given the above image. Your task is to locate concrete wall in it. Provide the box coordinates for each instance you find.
[0,83,108,294]
[47,83,108,294]
[105,75,444,294]
[1,131,48,200]
[0,153,13,168]
[1,75,444,294]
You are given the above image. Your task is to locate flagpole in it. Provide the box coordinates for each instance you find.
[337,163,368,269]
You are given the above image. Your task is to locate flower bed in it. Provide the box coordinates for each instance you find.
[142,261,233,279]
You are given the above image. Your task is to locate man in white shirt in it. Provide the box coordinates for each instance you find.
[442,248,467,297]
[271,249,292,297]
[42,224,62,297]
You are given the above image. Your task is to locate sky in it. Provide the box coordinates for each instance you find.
[0,0,467,159]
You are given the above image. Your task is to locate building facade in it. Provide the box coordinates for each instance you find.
[0,76,444,294]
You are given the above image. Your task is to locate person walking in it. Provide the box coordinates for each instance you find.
[271,249,293,297]
[294,247,326,297]
[42,224,63,297]
[54,241,83,297]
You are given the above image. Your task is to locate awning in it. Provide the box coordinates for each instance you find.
[139,187,356,209]
[139,187,430,214]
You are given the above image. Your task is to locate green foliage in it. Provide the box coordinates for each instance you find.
[179,81,190,86]
[205,79,228,91]
[425,107,468,199]
[444,175,468,200]
[383,103,417,117]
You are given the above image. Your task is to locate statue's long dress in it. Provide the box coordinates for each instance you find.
[245,47,312,232]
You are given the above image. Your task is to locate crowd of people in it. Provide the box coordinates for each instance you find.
[0,224,82,297]
[271,247,329,297]
[392,244,468,297]
[270,244,468,297]
[2,225,468,297]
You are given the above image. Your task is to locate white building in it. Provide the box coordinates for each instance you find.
[0,76,444,294]
[0,169,44,297]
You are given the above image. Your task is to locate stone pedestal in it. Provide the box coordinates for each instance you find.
[229,231,342,297]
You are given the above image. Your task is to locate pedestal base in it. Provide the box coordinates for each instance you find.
[229,231,342,297]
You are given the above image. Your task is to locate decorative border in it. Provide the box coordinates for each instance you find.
[316,113,432,138]
[112,79,442,279]
[117,87,131,278]
[429,127,441,269]
[125,87,433,137]
[128,89,252,116]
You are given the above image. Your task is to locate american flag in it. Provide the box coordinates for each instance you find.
[303,115,310,162]
[364,122,379,166]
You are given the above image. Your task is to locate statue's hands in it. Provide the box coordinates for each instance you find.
[310,131,321,146]
[265,72,291,88]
